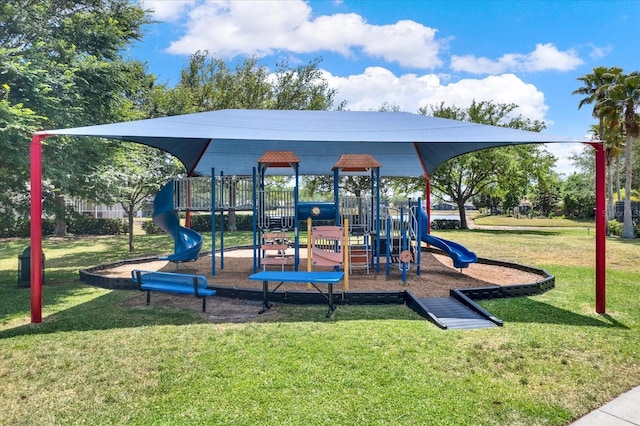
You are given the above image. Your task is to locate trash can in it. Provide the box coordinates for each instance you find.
[17,246,45,288]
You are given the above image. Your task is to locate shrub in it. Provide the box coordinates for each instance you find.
[608,220,622,236]
[0,217,56,238]
[190,214,215,232]
[143,214,253,235]
[190,214,253,232]
[141,220,163,235]
[235,214,254,231]
[67,216,127,235]
[430,219,461,230]
[1,215,127,237]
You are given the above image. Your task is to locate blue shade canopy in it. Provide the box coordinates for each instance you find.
[39,109,578,177]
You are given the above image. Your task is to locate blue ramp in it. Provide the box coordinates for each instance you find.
[153,182,203,263]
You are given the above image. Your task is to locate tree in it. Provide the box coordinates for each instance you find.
[96,145,184,251]
[175,52,345,113]
[573,67,624,223]
[303,175,375,200]
[272,58,345,110]
[177,53,272,111]
[0,1,151,235]
[530,170,562,217]
[578,68,640,238]
[562,173,595,218]
[419,101,550,228]
[608,71,640,238]
[0,79,44,234]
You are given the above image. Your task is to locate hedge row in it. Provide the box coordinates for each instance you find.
[0,216,127,238]
[430,219,461,230]
[140,215,469,234]
[141,214,255,235]
[0,218,56,238]
[190,214,254,232]
[67,217,127,235]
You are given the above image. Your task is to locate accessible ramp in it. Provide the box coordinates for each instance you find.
[153,182,203,263]
[407,290,503,330]
[417,297,498,329]
[416,205,477,268]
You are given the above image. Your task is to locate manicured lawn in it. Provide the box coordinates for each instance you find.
[1,225,639,425]
[473,214,594,228]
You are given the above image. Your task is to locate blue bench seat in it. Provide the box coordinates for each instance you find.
[131,270,216,312]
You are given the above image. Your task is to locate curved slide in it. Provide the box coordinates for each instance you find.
[416,206,477,269]
[153,182,203,263]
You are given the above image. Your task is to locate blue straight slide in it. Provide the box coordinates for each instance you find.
[416,205,477,269]
[153,182,203,263]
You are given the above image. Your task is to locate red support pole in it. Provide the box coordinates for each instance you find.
[30,134,46,323]
[589,142,606,314]
[425,174,431,234]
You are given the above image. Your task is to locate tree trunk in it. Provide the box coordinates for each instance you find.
[227,178,237,231]
[54,218,66,236]
[457,200,468,229]
[128,208,135,252]
[616,157,621,203]
[227,209,237,231]
[621,135,635,238]
[53,194,67,236]
[606,159,614,220]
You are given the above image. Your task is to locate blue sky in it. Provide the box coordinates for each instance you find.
[129,0,640,174]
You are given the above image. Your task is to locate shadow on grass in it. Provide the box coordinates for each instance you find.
[613,237,640,246]
[1,284,424,339]
[484,297,629,329]
[0,288,208,339]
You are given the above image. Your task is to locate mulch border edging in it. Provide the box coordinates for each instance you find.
[79,250,554,311]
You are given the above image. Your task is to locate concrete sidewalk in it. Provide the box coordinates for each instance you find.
[570,385,640,425]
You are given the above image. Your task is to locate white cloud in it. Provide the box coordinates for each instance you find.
[360,20,442,68]
[544,143,582,175]
[156,0,444,69]
[322,67,582,173]
[451,43,584,74]
[323,68,548,121]
[140,0,197,22]
[527,43,583,71]
[588,43,613,59]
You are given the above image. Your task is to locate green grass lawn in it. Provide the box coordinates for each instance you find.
[1,223,639,425]
[473,214,594,228]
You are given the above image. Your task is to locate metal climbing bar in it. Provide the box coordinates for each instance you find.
[256,189,295,231]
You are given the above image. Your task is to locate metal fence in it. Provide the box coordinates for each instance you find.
[173,176,254,212]
[614,201,640,222]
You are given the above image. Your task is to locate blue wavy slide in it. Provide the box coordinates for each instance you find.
[416,205,477,269]
[153,182,203,263]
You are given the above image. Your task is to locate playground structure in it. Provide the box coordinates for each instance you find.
[154,152,477,284]
[30,109,606,326]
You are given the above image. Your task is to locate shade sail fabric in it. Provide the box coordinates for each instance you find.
[38,109,578,176]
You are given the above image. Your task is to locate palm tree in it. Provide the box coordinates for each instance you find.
[597,83,626,213]
[608,71,640,238]
[573,67,623,223]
